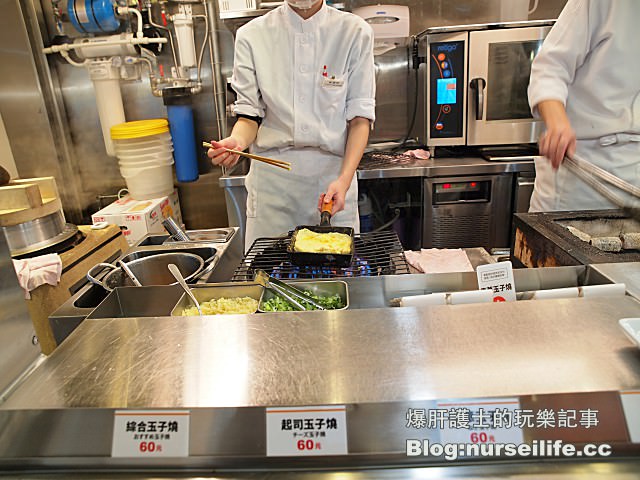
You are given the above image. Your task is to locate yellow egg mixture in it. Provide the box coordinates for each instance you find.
[182,297,258,316]
[293,228,352,254]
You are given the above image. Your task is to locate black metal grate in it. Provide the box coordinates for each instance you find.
[358,151,420,170]
[232,230,410,281]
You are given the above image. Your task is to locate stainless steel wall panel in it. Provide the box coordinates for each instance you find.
[0,0,84,222]
[0,227,41,397]
[370,50,411,143]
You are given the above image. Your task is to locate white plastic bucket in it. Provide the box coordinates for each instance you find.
[120,158,174,174]
[118,152,174,166]
[121,162,174,200]
[115,144,174,156]
[113,131,173,149]
[111,120,176,200]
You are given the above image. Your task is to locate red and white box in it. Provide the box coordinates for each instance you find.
[92,190,182,245]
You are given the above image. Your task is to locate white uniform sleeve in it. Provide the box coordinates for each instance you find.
[345,24,376,122]
[231,28,266,119]
[527,0,592,118]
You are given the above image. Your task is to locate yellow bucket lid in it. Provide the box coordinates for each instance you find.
[111,119,169,140]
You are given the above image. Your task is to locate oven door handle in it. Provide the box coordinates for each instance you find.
[470,77,486,121]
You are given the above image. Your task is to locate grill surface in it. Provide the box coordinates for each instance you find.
[233,230,410,281]
[358,151,420,170]
[512,210,640,267]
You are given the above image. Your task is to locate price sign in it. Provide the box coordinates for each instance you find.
[437,397,524,446]
[266,405,348,456]
[620,391,640,443]
[111,410,189,458]
[476,261,517,302]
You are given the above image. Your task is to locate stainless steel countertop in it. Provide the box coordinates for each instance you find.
[0,461,639,479]
[3,294,639,410]
[593,262,640,301]
[219,157,536,187]
[2,265,639,471]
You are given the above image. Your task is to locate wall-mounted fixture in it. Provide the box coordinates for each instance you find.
[353,5,410,55]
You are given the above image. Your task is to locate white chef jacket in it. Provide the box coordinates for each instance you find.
[527,0,640,212]
[230,1,376,249]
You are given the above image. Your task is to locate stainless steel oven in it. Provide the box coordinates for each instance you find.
[424,21,553,148]
[423,174,514,249]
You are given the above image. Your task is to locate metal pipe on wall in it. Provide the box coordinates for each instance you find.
[205,0,227,140]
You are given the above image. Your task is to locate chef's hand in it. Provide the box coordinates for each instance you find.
[537,100,576,170]
[207,137,240,168]
[319,177,351,216]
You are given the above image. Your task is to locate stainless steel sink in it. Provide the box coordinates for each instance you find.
[48,227,243,349]
[87,286,183,319]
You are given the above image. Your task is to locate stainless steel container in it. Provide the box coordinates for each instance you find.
[87,252,205,292]
[258,280,349,312]
[171,282,264,316]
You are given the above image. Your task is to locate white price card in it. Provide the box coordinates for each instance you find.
[266,405,348,456]
[476,261,517,302]
[620,391,640,443]
[436,397,524,446]
[111,410,189,458]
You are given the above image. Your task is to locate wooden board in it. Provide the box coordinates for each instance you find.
[0,177,61,227]
[25,224,129,355]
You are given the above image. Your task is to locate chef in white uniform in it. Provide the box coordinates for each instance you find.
[527,0,640,212]
[208,0,375,250]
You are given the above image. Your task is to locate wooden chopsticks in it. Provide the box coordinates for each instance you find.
[202,142,291,171]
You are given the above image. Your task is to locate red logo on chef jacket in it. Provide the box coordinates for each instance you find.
[493,296,506,302]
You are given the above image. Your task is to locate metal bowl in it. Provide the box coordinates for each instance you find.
[87,252,204,292]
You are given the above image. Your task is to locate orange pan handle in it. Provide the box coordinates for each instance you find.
[320,198,333,226]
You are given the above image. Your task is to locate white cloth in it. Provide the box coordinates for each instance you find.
[404,249,474,274]
[527,0,640,212]
[12,253,62,299]
[232,1,375,250]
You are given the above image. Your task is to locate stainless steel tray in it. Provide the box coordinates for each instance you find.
[171,282,264,316]
[258,279,349,312]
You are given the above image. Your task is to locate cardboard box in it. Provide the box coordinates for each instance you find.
[91,190,182,245]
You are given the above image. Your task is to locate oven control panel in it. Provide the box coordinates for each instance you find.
[429,40,465,140]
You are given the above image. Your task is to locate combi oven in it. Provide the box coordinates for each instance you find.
[422,21,553,148]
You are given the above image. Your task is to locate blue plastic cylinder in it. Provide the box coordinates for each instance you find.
[68,0,120,34]
[163,88,199,183]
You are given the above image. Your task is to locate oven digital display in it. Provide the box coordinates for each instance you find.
[437,78,457,105]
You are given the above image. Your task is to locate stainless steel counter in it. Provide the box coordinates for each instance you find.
[4,294,640,410]
[218,157,536,187]
[2,265,639,472]
[591,262,640,301]
[1,461,640,479]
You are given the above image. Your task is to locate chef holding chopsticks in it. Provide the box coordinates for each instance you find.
[527,0,640,212]
[207,0,375,250]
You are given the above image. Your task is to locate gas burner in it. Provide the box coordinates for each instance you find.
[233,231,409,281]
[270,256,373,280]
